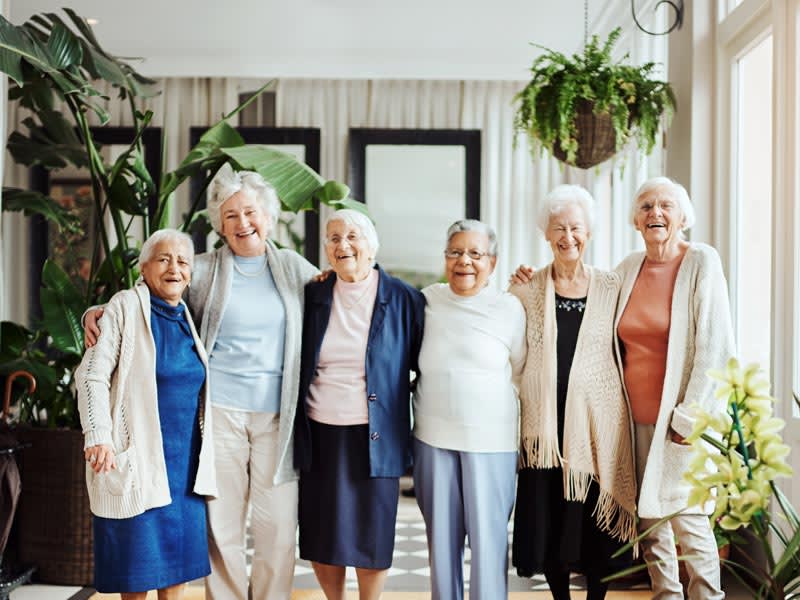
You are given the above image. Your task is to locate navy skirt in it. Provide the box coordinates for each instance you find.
[298,420,399,569]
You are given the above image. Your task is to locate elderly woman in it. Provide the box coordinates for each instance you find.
[411,219,526,600]
[85,164,319,600]
[294,209,425,600]
[76,229,217,600]
[508,186,637,600]
[615,177,733,599]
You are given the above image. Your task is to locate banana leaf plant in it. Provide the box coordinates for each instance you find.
[0,9,362,428]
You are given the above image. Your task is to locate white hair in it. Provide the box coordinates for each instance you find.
[445,219,498,255]
[325,208,380,261]
[538,185,595,233]
[630,176,696,232]
[206,162,281,236]
[139,229,194,266]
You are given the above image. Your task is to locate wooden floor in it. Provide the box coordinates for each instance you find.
[92,589,653,599]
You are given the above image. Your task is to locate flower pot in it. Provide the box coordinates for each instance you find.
[551,99,619,169]
[14,426,93,585]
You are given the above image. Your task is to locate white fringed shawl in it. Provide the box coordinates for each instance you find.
[510,265,638,544]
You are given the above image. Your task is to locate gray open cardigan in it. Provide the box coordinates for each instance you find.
[187,241,319,486]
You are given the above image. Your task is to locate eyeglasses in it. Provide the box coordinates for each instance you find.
[325,232,364,246]
[444,248,490,260]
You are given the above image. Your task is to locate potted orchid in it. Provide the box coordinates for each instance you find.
[684,358,799,599]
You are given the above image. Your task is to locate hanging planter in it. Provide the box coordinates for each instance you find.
[514,27,676,169]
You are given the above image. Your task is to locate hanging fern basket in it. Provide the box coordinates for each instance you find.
[551,100,618,169]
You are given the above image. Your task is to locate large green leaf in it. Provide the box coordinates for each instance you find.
[93,245,140,300]
[222,145,325,212]
[46,21,82,69]
[6,110,89,169]
[2,187,82,232]
[40,259,85,356]
[0,14,31,84]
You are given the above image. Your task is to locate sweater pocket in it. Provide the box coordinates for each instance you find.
[91,447,138,496]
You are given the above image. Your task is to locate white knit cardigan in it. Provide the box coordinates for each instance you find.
[76,281,218,519]
[511,265,638,543]
[614,242,735,519]
[187,240,319,486]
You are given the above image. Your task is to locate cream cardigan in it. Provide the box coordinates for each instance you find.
[187,240,319,485]
[511,265,637,543]
[615,243,735,519]
[76,281,218,519]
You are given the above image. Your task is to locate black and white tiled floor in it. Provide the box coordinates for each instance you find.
[246,478,650,593]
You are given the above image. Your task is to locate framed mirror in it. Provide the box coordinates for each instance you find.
[348,128,481,288]
[28,127,162,319]
[188,127,321,265]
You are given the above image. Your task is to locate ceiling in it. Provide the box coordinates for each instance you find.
[9,0,630,80]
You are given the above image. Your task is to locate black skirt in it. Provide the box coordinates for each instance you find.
[511,467,631,578]
[298,419,399,569]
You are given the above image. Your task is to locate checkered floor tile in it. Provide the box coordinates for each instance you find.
[244,482,649,593]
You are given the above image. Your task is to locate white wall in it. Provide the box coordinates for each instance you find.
[10,0,591,79]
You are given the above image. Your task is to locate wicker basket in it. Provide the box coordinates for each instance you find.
[551,99,619,169]
[14,426,93,585]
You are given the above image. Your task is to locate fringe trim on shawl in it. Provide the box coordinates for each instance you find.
[562,467,640,558]
[519,435,562,470]
[563,478,640,559]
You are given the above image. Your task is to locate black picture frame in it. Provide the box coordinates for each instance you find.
[188,127,322,266]
[347,128,481,219]
[28,127,163,321]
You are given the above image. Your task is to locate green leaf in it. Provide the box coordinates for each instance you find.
[0,15,29,84]
[45,21,82,69]
[7,111,89,169]
[222,145,325,212]
[0,321,33,360]
[40,259,85,356]
[327,196,370,216]
[2,187,82,233]
[107,172,149,216]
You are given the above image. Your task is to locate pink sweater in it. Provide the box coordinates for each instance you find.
[306,270,379,425]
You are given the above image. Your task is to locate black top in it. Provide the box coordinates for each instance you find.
[555,293,586,445]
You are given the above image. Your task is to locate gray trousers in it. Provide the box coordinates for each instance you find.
[635,423,725,600]
[413,437,517,600]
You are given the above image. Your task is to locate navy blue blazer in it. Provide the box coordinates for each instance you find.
[294,265,426,478]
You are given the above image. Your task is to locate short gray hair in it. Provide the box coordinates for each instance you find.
[630,176,696,232]
[538,185,595,233]
[140,229,194,266]
[445,219,498,256]
[207,162,281,236]
[325,209,380,261]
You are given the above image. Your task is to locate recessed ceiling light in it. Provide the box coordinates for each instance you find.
[86,18,99,25]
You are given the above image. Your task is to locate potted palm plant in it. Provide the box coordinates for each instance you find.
[0,8,360,585]
[514,27,676,169]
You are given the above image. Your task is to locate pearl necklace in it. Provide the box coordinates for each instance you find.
[233,255,268,278]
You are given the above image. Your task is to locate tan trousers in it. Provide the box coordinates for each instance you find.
[635,423,724,600]
[205,407,298,600]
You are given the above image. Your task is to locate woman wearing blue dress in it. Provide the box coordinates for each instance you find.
[76,229,217,600]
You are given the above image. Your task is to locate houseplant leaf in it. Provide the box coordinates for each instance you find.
[2,187,82,232]
[222,144,325,212]
[39,259,86,356]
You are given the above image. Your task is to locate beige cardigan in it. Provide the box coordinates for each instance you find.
[187,241,319,485]
[511,265,637,542]
[615,242,735,519]
[76,281,218,519]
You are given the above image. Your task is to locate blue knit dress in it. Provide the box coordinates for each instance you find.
[93,294,210,593]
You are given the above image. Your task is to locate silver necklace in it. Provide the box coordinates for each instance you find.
[233,255,268,278]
